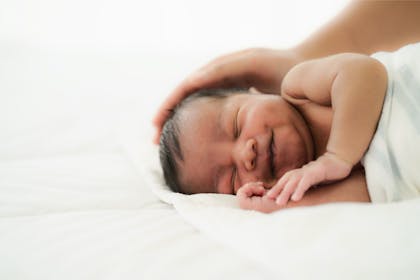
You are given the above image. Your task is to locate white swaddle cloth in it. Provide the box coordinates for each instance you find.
[362,43,420,202]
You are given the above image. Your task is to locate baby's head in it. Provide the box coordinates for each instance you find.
[159,88,314,195]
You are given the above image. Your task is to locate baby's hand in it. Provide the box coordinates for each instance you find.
[237,182,285,213]
[266,152,353,206]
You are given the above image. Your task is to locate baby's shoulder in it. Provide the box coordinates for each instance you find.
[295,101,333,130]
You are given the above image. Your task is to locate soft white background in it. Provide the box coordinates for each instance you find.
[1,0,348,51]
[1,0,349,119]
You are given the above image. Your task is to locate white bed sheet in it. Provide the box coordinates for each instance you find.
[0,46,274,280]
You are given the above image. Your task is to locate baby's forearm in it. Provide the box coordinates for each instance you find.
[240,169,370,213]
[327,55,387,166]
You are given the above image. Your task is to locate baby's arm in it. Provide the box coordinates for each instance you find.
[238,169,370,213]
[267,53,387,205]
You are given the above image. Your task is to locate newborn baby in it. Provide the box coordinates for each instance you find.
[159,43,420,213]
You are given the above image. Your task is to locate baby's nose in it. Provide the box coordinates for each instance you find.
[243,138,257,171]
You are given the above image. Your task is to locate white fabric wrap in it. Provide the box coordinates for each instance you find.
[362,43,420,202]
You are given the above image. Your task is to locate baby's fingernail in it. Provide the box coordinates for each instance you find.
[291,194,299,201]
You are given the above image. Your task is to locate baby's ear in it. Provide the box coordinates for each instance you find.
[249,87,264,95]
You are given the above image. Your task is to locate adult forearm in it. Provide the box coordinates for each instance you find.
[293,1,420,60]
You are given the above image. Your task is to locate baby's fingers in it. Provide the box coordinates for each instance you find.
[266,170,296,199]
[290,176,312,202]
[237,182,265,210]
[275,177,300,206]
[237,182,265,198]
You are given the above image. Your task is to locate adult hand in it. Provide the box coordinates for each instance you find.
[152,48,301,143]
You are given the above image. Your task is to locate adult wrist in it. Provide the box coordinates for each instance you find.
[278,48,304,69]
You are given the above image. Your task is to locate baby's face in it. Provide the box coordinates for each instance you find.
[176,92,314,194]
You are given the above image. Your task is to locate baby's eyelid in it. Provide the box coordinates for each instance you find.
[231,166,237,193]
[231,108,240,192]
[234,108,240,138]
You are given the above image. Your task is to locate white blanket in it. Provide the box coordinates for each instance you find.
[363,43,420,202]
[136,141,420,280]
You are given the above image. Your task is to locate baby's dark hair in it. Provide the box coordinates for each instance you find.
[159,88,248,193]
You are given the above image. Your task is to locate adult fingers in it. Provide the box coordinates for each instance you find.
[153,127,163,144]
[152,50,257,135]
[152,74,204,129]
[151,75,204,144]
